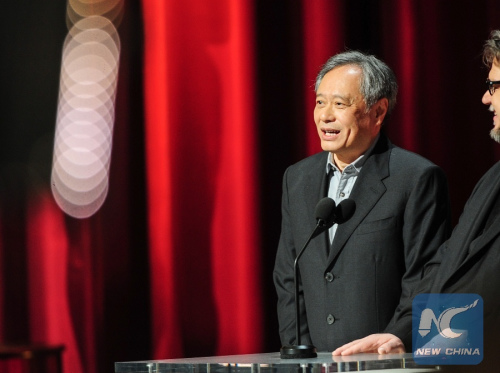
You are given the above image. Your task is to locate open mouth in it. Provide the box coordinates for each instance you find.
[488,105,497,124]
[322,129,340,138]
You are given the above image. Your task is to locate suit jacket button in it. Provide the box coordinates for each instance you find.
[327,314,335,324]
[325,272,334,282]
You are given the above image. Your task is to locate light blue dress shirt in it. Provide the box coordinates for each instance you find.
[326,135,379,243]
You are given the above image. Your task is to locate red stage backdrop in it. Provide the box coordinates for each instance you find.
[141,0,263,359]
[302,0,345,155]
[1,1,500,373]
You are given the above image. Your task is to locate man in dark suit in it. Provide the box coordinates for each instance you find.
[273,51,451,351]
[332,31,500,369]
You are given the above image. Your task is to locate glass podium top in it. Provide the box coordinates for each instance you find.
[115,352,438,373]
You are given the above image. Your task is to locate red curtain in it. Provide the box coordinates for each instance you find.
[302,0,345,155]
[1,1,500,373]
[27,193,86,372]
[141,0,262,359]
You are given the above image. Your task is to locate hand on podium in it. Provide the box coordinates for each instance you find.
[332,333,405,356]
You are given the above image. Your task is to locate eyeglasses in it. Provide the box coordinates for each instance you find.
[486,78,500,96]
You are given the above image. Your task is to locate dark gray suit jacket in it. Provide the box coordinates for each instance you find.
[387,160,500,371]
[274,134,451,351]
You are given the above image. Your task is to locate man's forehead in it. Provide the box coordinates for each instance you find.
[316,92,349,99]
[342,65,362,76]
[489,61,500,79]
[317,68,362,94]
[322,65,362,80]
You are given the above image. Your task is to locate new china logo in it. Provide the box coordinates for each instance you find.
[412,294,483,365]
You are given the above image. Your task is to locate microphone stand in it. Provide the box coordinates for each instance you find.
[280,220,326,359]
[279,198,355,359]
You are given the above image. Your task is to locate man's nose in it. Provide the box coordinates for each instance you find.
[320,105,335,122]
[482,90,492,105]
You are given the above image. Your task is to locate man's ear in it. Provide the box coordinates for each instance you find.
[374,98,389,125]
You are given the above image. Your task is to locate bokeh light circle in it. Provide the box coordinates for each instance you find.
[51,8,121,219]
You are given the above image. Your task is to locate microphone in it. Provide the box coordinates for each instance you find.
[280,197,338,359]
[333,198,356,224]
[315,197,337,233]
[310,198,356,238]
[280,197,356,359]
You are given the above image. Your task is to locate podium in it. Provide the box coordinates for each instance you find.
[115,352,438,372]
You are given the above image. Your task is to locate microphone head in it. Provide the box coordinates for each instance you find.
[315,197,336,223]
[335,199,356,224]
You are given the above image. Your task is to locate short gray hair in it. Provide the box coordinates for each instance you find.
[483,30,500,68]
[315,50,398,114]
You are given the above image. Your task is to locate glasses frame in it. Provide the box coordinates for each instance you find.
[486,78,500,96]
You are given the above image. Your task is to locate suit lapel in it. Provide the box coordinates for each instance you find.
[327,135,391,264]
[452,173,500,271]
[300,152,331,260]
[439,164,500,290]
[301,152,330,218]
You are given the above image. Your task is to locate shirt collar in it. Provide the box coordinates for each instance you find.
[326,134,380,174]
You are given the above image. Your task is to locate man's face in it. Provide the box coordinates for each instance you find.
[482,58,500,142]
[314,65,387,164]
